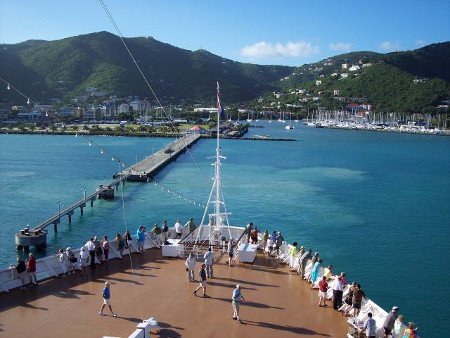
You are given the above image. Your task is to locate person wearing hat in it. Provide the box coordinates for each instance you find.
[383,306,399,337]
[98,281,117,317]
[232,284,246,323]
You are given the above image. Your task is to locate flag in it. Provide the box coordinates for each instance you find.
[217,81,225,120]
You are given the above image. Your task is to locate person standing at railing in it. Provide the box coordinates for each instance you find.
[162,220,169,243]
[26,253,38,286]
[136,226,146,253]
[175,219,183,238]
[150,224,162,247]
[58,249,67,277]
[289,242,299,269]
[66,247,77,274]
[102,236,110,263]
[185,217,197,233]
[86,238,96,269]
[15,257,27,289]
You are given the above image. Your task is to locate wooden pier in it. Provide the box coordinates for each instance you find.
[15,134,201,250]
[117,133,201,181]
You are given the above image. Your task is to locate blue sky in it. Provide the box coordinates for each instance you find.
[0,0,449,66]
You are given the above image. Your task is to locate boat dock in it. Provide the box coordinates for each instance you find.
[117,133,201,181]
[15,134,201,250]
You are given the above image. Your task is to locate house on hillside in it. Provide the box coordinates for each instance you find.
[349,65,360,72]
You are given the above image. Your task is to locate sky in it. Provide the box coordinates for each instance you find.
[0,0,449,67]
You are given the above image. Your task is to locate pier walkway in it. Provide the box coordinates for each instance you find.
[17,134,201,249]
[118,133,201,181]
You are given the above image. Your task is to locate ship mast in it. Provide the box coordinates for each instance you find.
[196,82,232,246]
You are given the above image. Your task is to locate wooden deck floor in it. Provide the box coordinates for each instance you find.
[0,249,348,337]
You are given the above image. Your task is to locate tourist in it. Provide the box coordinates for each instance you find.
[299,249,312,279]
[318,276,328,307]
[250,228,258,244]
[162,220,169,243]
[360,312,376,338]
[98,281,117,317]
[402,321,418,338]
[262,230,269,251]
[123,230,132,249]
[150,223,162,246]
[93,236,102,264]
[383,306,399,337]
[340,271,348,287]
[26,253,37,286]
[342,282,357,316]
[310,258,323,286]
[193,264,207,297]
[232,284,246,323]
[115,233,125,256]
[245,222,254,243]
[86,238,96,268]
[392,314,406,338]
[58,249,67,277]
[275,232,284,257]
[15,257,27,288]
[227,239,235,266]
[204,247,214,278]
[352,283,366,317]
[136,225,146,253]
[102,236,109,262]
[175,219,183,238]
[66,247,77,274]
[185,253,196,282]
[331,275,344,310]
[80,246,90,275]
[289,242,299,269]
[323,265,334,281]
[185,217,197,233]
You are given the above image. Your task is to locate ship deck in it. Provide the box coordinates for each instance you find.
[0,249,348,337]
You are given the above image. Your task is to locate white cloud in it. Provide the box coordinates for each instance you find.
[240,41,320,59]
[329,42,352,52]
[379,41,401,52]
[415,39,426,47]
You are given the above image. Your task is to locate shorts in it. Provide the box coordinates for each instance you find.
[103,298,111,305]
[384,327,392,335]
[319,290,327,298]
[228,253,234,258]
[200,280,206,288]
[352,302,361,309]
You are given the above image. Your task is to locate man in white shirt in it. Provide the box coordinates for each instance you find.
[204,247,214,278]
[174,220,183,238]
[331,275,344,310]
[85,238,96,268]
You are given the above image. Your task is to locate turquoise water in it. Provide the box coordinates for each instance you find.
[1,124,449,337]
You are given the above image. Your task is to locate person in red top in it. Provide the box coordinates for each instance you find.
[26,253,38,286]
[318,276,328,307]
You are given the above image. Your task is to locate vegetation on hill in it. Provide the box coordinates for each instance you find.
[0,32,449,115]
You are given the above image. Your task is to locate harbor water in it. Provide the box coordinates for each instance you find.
[0,123,449,337]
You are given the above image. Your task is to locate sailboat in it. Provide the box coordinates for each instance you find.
[285,112,294,129]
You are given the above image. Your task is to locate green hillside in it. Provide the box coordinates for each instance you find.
[0,32,449,114]
[0,31,293,104]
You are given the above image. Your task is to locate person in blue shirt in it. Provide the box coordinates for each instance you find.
[136,225,146,253]
[98,281,117,317]
[232,284,246,323]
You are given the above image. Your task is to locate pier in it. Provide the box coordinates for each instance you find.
[15,134,201,251]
